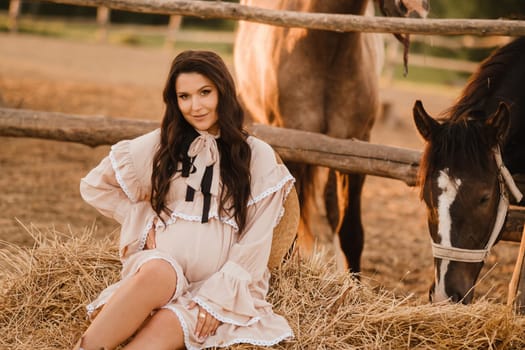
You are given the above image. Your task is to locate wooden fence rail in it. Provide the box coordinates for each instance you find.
[0,107,420,184]
[45,0,525,36]
[1,106,524,242]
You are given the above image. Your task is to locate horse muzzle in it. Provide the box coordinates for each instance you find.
[430,286,474,305]
[429,260,481,304]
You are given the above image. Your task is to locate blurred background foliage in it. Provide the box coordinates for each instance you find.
[415,0,524,62]
[429,0,524,20]
[0,0,523,85]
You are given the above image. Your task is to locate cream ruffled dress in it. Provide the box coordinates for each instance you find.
[80,128,295,349]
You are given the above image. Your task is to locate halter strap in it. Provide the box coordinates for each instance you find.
[494,145,523,203]
[431,146,523,263]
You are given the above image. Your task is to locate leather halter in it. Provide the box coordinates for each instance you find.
[431,146,523,263]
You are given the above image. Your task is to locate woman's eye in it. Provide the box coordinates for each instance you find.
[201,89,211,96]
[177,94,188,100]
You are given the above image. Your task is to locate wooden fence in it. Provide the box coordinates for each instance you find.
[7,0,525,36]
[1,107,524,243]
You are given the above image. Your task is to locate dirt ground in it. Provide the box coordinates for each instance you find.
[0,33,520,303]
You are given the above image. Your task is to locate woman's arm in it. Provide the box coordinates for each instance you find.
[80,146,158,259]
[80,156,134,223]
[192,163,295,326]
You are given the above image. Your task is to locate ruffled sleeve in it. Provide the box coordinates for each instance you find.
[192,137,295,326]
[79,129,160,259]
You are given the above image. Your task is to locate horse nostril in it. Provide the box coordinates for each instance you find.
[460,292,474,305]
[450,293,463,303]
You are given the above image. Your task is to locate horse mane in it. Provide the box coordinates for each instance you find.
[418,38,525,195]
[418,116,494,196]
[448,37,525,121]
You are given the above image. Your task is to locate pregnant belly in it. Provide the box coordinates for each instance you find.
[154,218,235,283]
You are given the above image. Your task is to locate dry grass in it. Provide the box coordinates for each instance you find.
[1,226,524,350]
[0,224,120,350]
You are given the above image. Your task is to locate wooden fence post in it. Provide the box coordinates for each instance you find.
[96,6,111,43]
[508,224,525,314]
[165,15,182,48]
[8,0,22,33]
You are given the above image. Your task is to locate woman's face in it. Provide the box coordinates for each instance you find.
[175,72,219,135]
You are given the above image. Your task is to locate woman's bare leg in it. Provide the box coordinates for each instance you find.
[123,309,185,350]
[73,259,177,350]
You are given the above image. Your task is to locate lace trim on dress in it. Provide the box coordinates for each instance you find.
[153,173,294,233]
[248,174,295,206]
[86,301,101,319]
[137,216,155,251]
[163,304,294,350]
[167,212,239,232]
[218,330,295,348]
[192,296,261,327]
[162,305,196,350]
[155,219,165,230]
[109,149,137,203]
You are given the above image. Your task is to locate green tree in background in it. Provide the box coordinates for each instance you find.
[409,0,524,63]
[430,0,524,19]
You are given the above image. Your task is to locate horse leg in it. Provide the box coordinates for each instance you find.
[287,162,318,257]
[334,171,366,276]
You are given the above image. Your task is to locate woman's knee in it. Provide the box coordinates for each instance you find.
[133,259,178,304]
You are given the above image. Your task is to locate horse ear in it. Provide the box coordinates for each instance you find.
[413,100,439,141]
[486,102,510,143]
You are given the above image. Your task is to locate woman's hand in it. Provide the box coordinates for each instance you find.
[188,301,221,340]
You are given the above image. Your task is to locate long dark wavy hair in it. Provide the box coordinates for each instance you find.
[151,50,252,233]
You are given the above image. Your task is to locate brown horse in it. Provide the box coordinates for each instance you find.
[234,0,429,274]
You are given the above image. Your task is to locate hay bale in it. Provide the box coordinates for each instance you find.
[0,225,120,350]
[1,227,525,349]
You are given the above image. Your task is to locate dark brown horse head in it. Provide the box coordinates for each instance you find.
[414,100,511,304]
[413,37,525,305]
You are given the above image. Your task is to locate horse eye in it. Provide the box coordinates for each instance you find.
[479,194,490,205]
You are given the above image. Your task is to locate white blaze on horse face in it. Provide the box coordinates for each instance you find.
[433,169,462,302]
[437,169,461,246]
[433,259,450,302]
